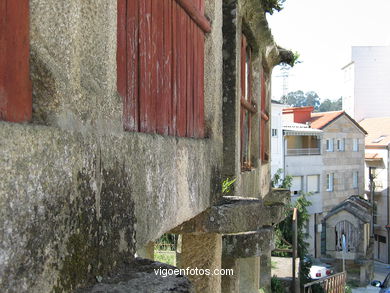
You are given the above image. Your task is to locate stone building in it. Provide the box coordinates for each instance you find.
[274,106,372,284]
[0,0,293,292]
[280,107,367,257]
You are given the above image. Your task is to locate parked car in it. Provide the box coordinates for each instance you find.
[309,265,333,280]
[372,272,390,292]
[304,256,333,280]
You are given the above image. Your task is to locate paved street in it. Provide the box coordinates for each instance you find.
[352,262,390,293]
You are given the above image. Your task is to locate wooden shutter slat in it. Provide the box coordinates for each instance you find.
[193,25,200,138]
[186,18,194,137]
[162,0,172,136]
[170,1,178,136]
[176,6,187,136]
[175,0,210,33]
[139,0,153,132]
[198,25,205,138]
[0,0,31,122]
[150,0,159,133]
[155,0,165,134]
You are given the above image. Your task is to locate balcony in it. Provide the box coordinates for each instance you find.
[286,148,321,156]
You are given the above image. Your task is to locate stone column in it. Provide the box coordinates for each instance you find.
[180,233,222,293]
[259,250,272,292]
[136,241,154,260]
[221,256,240,292]
[238,257,260,293]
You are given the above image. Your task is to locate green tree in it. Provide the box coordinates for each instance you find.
[318,97,342,112]
[280,90,320,110]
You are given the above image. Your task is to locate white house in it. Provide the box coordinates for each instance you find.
[271,100,287,178]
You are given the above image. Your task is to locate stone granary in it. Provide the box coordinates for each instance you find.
[0,0,293,292]
[323,196,373,285]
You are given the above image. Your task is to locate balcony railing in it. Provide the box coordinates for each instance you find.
[286,148,321,156]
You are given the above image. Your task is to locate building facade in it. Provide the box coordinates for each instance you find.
[277,107,366,256]
[342,46,390,122]
[0,0,294,292]
[360,117,390,264]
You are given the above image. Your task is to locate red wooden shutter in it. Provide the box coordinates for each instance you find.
[117,0,209,138]
[0,0,32,122]
[260,70,269,161]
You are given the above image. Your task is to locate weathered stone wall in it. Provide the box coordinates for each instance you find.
[222,0,281,199]
[0,0,223,292]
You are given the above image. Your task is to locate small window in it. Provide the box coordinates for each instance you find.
[307,175,320,193]
[326,173,334,191]
[291,176,303,195]
[326,139,334,152]
[271,129,278,137]
[353,171,358,188]
[335,220,356,252]
[337,138,345,152]
[353,138,359,152]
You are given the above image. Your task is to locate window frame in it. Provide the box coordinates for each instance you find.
[353,138,359,152]
[337,138,345,152]
[326,173,334,191]
[326,138,334,152]
[352,171,358,188]
[307,174,320,193]
[240,34,257,171]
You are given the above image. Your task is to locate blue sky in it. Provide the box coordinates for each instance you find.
[268,0,390,101]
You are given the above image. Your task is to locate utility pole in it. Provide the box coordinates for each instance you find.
[369,167,375,237]
[292,208,298,293]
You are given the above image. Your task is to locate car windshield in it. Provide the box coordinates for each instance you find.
[382,273,390,288]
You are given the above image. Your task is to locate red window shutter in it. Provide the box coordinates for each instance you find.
[0,0,32,122]
[260,70,269,162]
[117,0,208,138]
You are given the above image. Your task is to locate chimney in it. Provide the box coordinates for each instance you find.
[282,106,314,124]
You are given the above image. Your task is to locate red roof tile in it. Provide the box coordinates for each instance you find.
[309,111,344,129]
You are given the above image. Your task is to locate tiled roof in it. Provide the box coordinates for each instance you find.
[359,117,390,147]
[309,111,344,129]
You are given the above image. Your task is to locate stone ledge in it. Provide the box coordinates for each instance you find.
[77,258,194,293]
[222,228,274,258]
[171,194,288,234]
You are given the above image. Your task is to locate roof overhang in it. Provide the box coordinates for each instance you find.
[283,127,323,137]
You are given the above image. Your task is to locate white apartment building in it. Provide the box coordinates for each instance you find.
[342,46,390,122]
[271,100,286,177]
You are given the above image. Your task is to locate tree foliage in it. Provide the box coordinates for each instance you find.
[260,0,286,14]
[280,90,320,110]
[280,91,342,112]
[318,97,342,112]
[271,169,313,287]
